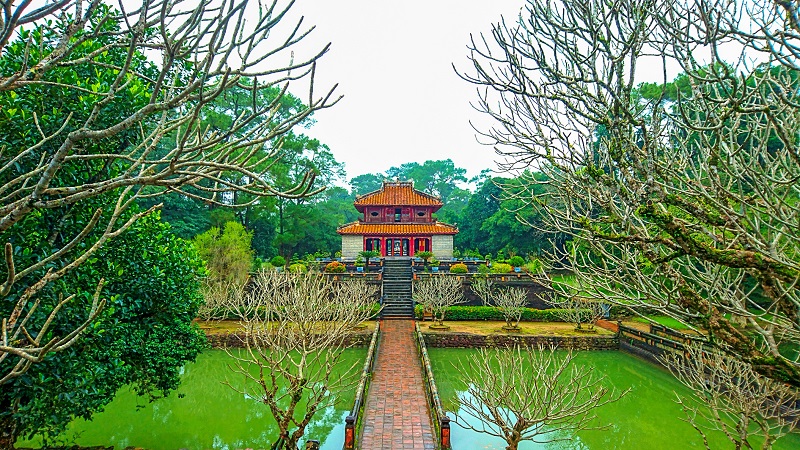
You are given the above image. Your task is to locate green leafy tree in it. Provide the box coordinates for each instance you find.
[350,173,384,196]
[1,212,206,444]
[0,0,338,399]
[193,222,255,285]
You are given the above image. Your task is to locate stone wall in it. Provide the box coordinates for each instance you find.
[207,330,374,349]
[341,235,363,259]
[414,274,553,308]
[431,235,453,259]
[422,332,619,350]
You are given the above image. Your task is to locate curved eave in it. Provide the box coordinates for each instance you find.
[337,221,458,236]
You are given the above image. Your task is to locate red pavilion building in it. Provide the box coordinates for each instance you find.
[337,181,458,259]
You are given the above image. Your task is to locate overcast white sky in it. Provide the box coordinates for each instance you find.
[283,0,525,184]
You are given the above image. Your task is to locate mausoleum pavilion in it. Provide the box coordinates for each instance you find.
[337,181,458,259]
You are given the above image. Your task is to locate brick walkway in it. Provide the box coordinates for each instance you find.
[360,320,435,449]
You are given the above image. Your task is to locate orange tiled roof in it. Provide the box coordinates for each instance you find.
[354,181,442,208]
[337,221,458,235]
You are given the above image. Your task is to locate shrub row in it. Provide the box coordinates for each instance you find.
[414,305,575,322]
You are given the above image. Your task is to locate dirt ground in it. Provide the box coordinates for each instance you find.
[418,320,615,336]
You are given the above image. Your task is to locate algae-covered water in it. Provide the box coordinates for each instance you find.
[429,349,800,450]
[18,349,364,450]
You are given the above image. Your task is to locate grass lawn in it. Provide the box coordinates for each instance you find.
[419,320,615,336]
[629,315,694,331]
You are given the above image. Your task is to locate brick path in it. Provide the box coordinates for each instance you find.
[359,320,435,449]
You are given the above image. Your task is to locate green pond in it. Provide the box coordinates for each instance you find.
[429,349,800,450]
[18,349,364,450]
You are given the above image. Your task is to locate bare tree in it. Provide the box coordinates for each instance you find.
[470,276,494,306]
[459,0,800,384]
[493,287,528,331]
[454,345,627,450]
[226,271,378,449]
[546,296,605,331]
[1,0,339,384]
[664,344,800,450]
[197,279,243,322]
[414,275,465,330]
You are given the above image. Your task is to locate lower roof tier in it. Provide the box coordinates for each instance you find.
[336,221,458,235]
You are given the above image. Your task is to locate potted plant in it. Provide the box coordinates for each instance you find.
[355,256,365,273]
[358,250,380,273]
[416,251,434,271]
[430,257,440,272]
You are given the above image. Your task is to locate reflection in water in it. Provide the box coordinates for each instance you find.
[18,349,363,450]
[431,349,800,450]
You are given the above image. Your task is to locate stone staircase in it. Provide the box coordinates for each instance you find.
[381,258,414,318]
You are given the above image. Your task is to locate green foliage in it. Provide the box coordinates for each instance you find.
[490,263,513,274]
[509,256,525,267]
[324,261,346,273]
[455,176,569,258]
[416,251,434,262]
[414,305,572,322]
[270,255,287,268]
[1,213,206,441]
[0,9,205,441]
[288,263,307,273]
[524,259,545,273]
[359,250,380,262]
[193,222,254,284]
[450,263,469,274]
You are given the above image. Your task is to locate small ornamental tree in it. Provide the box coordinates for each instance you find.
[547,296,605,331]
[509,256,525,268]
[455,345,627,450]
[416,251,434,269]
[414,276,465,330]
[226,272,378,450]
[493,287,528,331]
[270,255,287,269]
[358,250,380,272]
[471,278,494,306]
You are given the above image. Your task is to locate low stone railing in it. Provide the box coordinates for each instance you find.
[343,322,382,449]
[421,332,618,350]
[415,322,451,449]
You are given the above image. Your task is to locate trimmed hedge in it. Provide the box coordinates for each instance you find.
[449,263,468,274]
[414,305,576,322]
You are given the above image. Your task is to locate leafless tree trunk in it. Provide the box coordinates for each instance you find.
[454,344,627,450]
[225,271,378,450]
[414,275,465,329]
[1,0,340,384]
[664,344,800,450]
[459,0,800,384]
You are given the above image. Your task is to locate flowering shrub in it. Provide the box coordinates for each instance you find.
[450,263,469,274]
[325,261,346,273]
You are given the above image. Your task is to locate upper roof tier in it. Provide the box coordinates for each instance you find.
[354,181,443,212]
